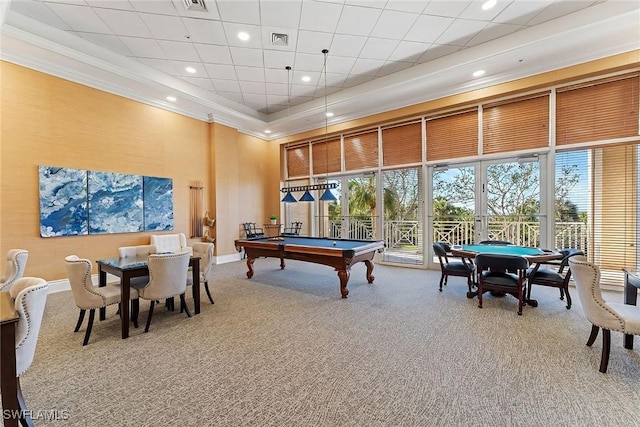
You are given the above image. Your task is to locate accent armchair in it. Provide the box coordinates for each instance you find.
[526,248,583,309]
[569,256,640,373]
[433,242,475,295]
[1,249,29,291]
[150,233,192,254]
[475,253,529,315]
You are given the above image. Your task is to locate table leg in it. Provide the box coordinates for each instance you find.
[338,269,350,299]
[1,321,19,427]
[246,257,255,278]
[364,260,375,283]
[280,257,286,270]
[192,258,201,315]
[98,269,107,321]
[623,272,638,349]
[121,275,130,339]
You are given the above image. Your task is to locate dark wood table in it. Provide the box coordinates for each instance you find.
[1,291,32,427]
[234,236,385,298]
[451,244,563,305]
[623,268,640,349]
[97,256,200,339]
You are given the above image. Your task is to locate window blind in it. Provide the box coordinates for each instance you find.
[286,144,310,178]
[312,138,341,175]
[426,109,478,161]
[381,121,422,166]
[344,130,379,171]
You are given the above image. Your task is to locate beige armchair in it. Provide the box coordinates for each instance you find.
[132,251,191,332]
[65,255,139,345]
[150,233,191,254]
[1,249,29,291]
[188,242,215,304]
[569,256,640,373]
[118,244,156,287]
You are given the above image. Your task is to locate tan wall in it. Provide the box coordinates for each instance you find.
[0,62,215,281]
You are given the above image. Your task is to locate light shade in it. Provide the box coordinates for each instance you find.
[319,188,337,201]
[299,190,315,202]
[281,191,297,203]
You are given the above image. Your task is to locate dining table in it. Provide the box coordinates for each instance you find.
[451,244,563,305]
[96,255,200,339]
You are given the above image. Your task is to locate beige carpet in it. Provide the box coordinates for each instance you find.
[17,259,640,426]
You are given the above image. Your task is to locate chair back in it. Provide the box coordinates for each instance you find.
[568,256,624,330]
[557,248,585,274]
[191,242,214,283]
[1,249,29,291]
[432,242,449,264]
[150,233,190,254]
[475,253,528,271]
[140,251,191,300]
[478,240,513,245]
[65,255,109,309]
[10,277,49,376]
[118,244,157,259]
[243,223,264,238]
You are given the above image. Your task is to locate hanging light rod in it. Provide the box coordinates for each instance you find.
[280,182,338,193]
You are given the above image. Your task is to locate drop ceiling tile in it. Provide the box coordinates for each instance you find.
[243,93,267,104]
[137,58,179,75]
[436,19,488,46]
[130,0,177,14]
[266,82,288,96]
[350,57,386,76]
[76,32,133,57]
[216,91,244,103]
[458,0,509,21]
[293,70,321,86]
[384,0,427,13]
[195,44,233,64]
[297,30,334,55]
[299,0,343,33]
[495,0,555,25]
[266,93,289,105]
[229,47,264,67]
[342,73,375,88]
[335,5,382,36]
[235,66,266,82]
[328,34,367,57]
[467,22,522,47]
[217,0,261,25]
[265,67,290,84]
[261,0,303,28]
[224,22,263,48]
[182,18,227,44]
[405,14,454,44]
[182,76,216,91]
[85,1,135,12]
[291,83,316,98]
[9,0,72,29]
[139,13,189,42]
[204,63,237,80]
[416,44,461,64]
[157,40,201,61]
[172,61,204,77]
[46,3,113,33]
[293,52,325,72]
[324,56,356,75]
[263,50,296,70]
[370,9,419,39]
[389,40,431,62]
[213,79,242,92]
[344,0,386,8]
[423,1,471,18]
[94,9,152,38]
[360,38,399,61]
[527,0,593,25]
[240,81,267,94]
[376,60,413,77]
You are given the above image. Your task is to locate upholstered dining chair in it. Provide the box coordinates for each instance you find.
[433,242,475,295]
[1,249,29,291]
[132,251,191,332]
[526,248,584,309]
[475,253,529,315]
[65,255,139,345]
[568,256,640,373]
[10,276,48,426]
[118,244,157,287]
[188,242,215,305]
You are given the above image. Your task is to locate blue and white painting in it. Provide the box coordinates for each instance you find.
[88,171,143,234]
[144,176,174,231]
[39,166,88,237]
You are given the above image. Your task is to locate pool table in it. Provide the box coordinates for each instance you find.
[234,236,385,298]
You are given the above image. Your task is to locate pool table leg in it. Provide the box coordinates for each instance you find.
[246,257,255,278]
[338,270,350,298]
[280,257,286,270]
[364,260,375,283]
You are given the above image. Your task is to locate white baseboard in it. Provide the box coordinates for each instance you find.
[214,253,242,264]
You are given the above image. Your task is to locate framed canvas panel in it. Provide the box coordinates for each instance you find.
[88,171,143,234]
[144,176,174,231]
[39,165,88,237]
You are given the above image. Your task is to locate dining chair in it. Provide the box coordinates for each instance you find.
[188,242,215,304]
[0,249,29,291]
[9,277,48,427]
[118,244,156,287]
[526,248,584,309]
[568,256,640,373]
[243,222,265,238]
[475,253,529,315]
[433,242,475,295]
[132,251,191,332]
[478,240,513,245]
[282,221,303,236]
[65,255,139,345]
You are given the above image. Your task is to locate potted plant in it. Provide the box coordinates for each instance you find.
[269,214,277,224]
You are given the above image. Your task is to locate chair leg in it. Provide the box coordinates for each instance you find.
[477,284,483,308]
[16,378,33,427]
[559,288,565,300]
[599,329,611,373]
[586,324,599,346]
[145,300,156,332]
[131,299,139,329]
[439,273,445,291]
[74,309,86,332]
[564,286,572,309]
[180,294,192,317]
[204,282,215,304]
[517,285,524,316]
[82,309,95,346]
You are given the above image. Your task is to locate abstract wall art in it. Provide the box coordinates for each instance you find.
[88,171,143,234]
[39,166,88,237]
[143,176,174,231]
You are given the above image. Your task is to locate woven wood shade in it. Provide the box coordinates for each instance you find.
[312,138,341,175]
[426,109,478,161]
[344,131,378,171]
[286,145,310,178]
[382,121,422,166]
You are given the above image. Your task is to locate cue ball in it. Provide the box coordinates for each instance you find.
[332,241,336,246]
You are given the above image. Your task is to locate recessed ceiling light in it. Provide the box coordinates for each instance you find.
[185,66,196,73]
[237,32,250,41]
[301,76,311,82]
[482,0,497,10]
[264,130,272,134]
[326,112,334,118]
[473,70,486,77]
[166,96,177,102]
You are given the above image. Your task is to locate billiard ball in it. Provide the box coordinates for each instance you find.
[332,241,337,246]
